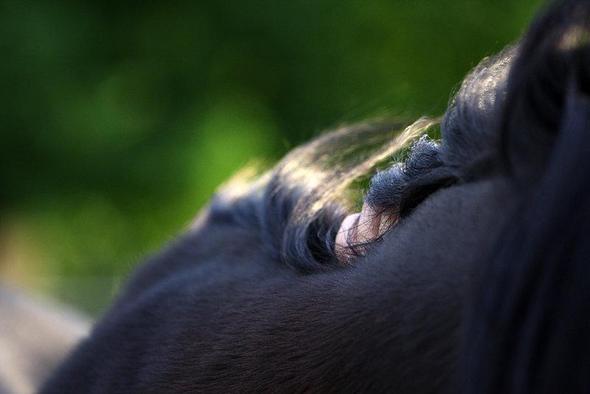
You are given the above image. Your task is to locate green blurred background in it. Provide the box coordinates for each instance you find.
[0,0,542,315]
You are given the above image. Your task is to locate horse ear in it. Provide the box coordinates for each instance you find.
[500,0,590,177]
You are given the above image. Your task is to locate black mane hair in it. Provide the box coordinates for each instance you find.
[464,1,590,393]
[205,117,444,273]
[218,45,518,273]
[203,42,517,273]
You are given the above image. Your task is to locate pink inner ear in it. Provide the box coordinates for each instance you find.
[335,213,361,248]
[335,203,398,263]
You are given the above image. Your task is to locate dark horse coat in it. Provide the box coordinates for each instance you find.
[28,0,590,392]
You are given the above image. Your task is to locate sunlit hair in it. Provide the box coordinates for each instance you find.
[209,118,438,272]
[207,41,517,273]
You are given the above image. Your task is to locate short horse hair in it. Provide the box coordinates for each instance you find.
[40,1,590,393]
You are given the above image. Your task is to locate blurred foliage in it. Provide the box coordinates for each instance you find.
[0,0,542,314]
